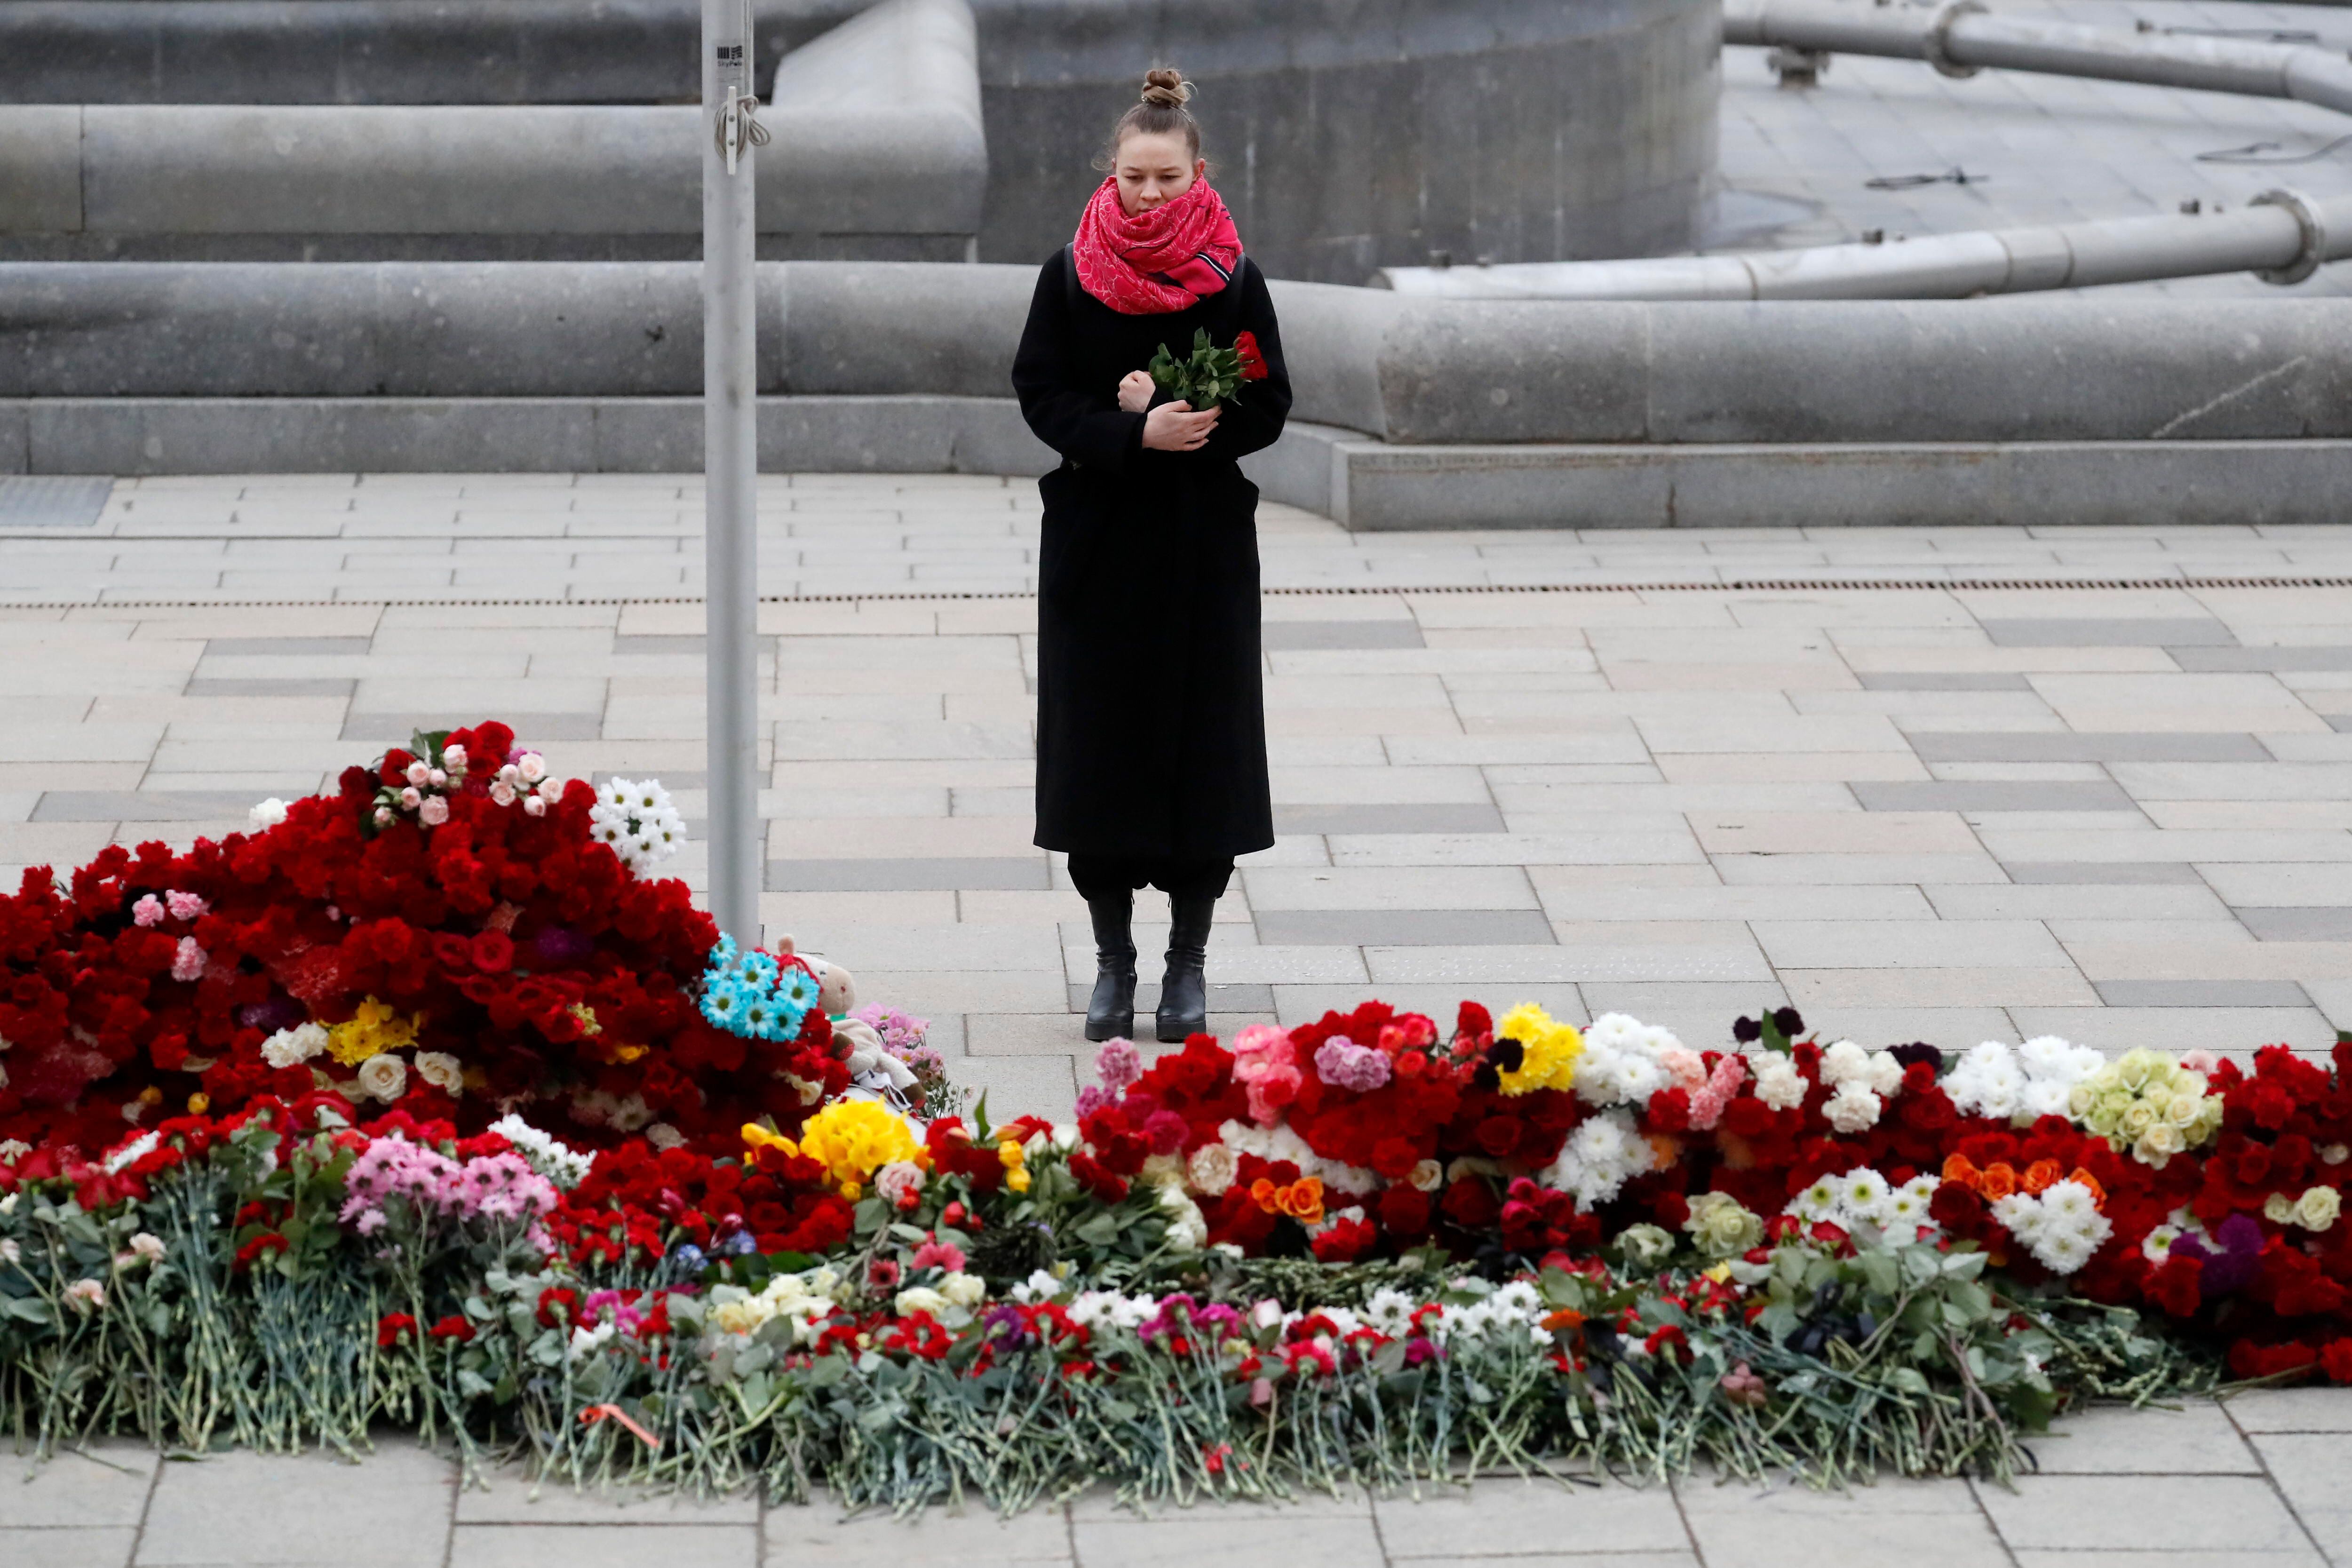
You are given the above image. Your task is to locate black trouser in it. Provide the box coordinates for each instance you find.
[1066,854,1235,905]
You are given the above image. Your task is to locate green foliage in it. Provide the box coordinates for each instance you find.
[1147,329,1248,409]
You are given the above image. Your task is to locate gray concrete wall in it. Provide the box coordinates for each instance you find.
[970,0,1724,281]
[0,0,983,258]
[16,261,2352,446]
[0,0,868,106]
[0,0,1723,284]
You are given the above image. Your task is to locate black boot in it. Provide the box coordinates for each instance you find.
[1083,891,1137,1042]
[1156,892,1215,1043]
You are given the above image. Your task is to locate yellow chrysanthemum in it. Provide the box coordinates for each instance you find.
[742,1101,924,1199]
[326,996,423,1067]
[1493,1002,1581,1096]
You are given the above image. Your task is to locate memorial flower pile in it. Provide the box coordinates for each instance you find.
[2,721,2351,1507]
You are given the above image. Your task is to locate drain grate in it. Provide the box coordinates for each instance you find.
[0,476,113,526]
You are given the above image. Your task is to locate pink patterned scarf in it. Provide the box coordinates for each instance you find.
[1071,176,1243,315]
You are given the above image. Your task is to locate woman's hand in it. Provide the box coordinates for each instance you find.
[1117,371,1155,414]
[1142,399,1220,452]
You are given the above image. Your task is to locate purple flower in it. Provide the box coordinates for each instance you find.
[981,1304,1033,1349]
[2173,1212,2265,1298]
[1094,1037,1144,1092]
[532,925,594,967]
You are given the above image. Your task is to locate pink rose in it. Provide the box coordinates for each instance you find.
[418,796,451,827]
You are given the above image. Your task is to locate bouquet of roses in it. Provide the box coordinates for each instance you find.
[1147,328,1269,409]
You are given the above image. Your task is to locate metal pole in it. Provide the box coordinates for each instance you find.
[702,0,761,947]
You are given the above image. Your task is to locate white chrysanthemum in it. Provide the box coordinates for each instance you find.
[488,1113,595,1190]
[1882,1178,1937,1228]
[1838,1168,1891,1221]
[1991,1191,2044,1241]
[2039,1180,2100,1227]
[1791,1177,1840,1221]
[1538,1108,1655,1211]
[1491,1280,1543,1319]
[1364,1287,1417,1339]
[588,776,687,876]
[1947,1042,2024,1120]
[2020,1078,2075,1120]
[2140,1224,2184,1265]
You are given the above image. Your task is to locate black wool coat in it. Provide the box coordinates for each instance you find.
[1011,247,1292,860]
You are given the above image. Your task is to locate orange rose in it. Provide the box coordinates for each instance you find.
[2067,1168,2105,1204]
[1249,1177,1281,1213]
[1978,1162,2018,1201]
[2022,1159,2063,1195]
[1277,1178,1326,1225]
[1941,1154,1981,1189]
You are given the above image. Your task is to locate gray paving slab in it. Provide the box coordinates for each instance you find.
[1851,779,2137,812]
[2002,860,2212,884]
[136,1445,453,1566]
[1855,671,2034,690]
[2093,979,2315,1007]
[1909,732,2272,763]
[1979,618,2240,646]
[769,857,1051,891]
[2170,646,2352,672]
[1272,804,1507,835]
[1253,908,1557,946]
[2234,907,2352,941]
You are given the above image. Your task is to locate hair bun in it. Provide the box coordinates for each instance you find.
[1140,68,1192,108]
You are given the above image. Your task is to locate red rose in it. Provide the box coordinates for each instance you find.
[1234,330,1269,382]
[470,931,514,973]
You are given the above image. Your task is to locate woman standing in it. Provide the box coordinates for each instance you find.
[1011,69,1292,1044]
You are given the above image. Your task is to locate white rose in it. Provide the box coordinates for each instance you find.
[356,1054,408,1102]
[940,1271,986,1308]
[262,1023,327,1069]
[1407,1158,1443,1193]
[490,781,518,807]
[2295,1186,2342,1231]
[2265,1193,2299,1225]
[894,1286,950,1318]
[413,1051,463,1094]
[418,796,450,827]
[516,751,546,783]
[1187,1142,1237,1196]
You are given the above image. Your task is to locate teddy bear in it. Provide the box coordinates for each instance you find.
[774,935,915,1098]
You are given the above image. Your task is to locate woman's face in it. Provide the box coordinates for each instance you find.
[1114,130,1204,216]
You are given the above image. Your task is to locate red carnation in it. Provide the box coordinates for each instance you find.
[429,1314,477,1343]
[470,930,515,974]
[376,1313,418,1348]
[536,1287,581,1328]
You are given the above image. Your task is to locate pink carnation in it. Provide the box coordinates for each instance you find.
[131,894,165,928]
[165,889,208,922]
[170,938,207,983]
[1094,1037,1144,1092]
[1686,1053,1749,1131]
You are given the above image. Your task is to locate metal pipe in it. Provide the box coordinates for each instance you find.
[1722,0,2352,112]
[702,0,762,948]
[1378,0,2352,299]
[1380,194,2344,299]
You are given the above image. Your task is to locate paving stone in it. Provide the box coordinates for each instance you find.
[1371,1480,1688,1556]
[1253,908,1557,946]
[1975,1474,2310,1553]
[1851,780,2136,812]
[1854,671,2034,690]
[2226,1386,2352,1432]
[1070,1511,1383,1568]
[0,1445,157,1528]
[770,858,1051,891]
[1713,852,2010,884]
[2000,860,2210,884]
[1979,618,2238,647]
[200,636,375,655]
[1063,980,1280,1013]
[452,1522,757,1567]
[1910,732,2271,763]
[1926,883,2234,919]
[2005,1006,2343,1054]
[2236,907,2352,941]
[342,711,604,743]
[2023,1400,2260,1474]
[137,1445,453,1566]
[1753,919,2069,970]
[1272,803,1506,835]
[763,1496,1071,1565]
[0,1528,140,1568]
[2092,979,2315,1007]
[31,790,269,822]
[2171,646,2352,671]
[1260,619,1425,649]
[1243,867,1540,910]
[1676,1476,2008,1568]
[2199,864,2352,907]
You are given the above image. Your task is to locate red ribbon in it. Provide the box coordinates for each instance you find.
[578,1403,661,1449]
